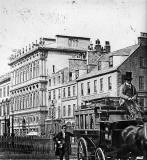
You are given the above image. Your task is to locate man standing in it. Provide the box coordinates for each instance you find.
[119,72,143,121]
[53,124,74,160]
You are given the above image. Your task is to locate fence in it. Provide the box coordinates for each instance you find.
[0,135,77,157]
[0,135,55,155]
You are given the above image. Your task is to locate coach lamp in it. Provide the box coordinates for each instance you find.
[104,123,112,143]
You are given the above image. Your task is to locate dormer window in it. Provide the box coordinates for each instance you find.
[109,56,113,67]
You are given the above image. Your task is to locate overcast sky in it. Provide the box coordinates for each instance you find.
[0,0,147,75]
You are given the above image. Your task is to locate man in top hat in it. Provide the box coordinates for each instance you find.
[53,124,74,160]
[119,72,143,121]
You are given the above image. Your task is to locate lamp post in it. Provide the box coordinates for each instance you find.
[51,100,55,134]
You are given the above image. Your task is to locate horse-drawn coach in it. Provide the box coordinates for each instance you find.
[74,97,147,160]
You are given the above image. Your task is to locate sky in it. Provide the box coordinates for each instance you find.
[0,0,147,75]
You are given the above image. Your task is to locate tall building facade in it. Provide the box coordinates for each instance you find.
[9,35,90,135]
[0,73,11,135]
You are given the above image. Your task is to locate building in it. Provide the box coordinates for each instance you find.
[8,35,90,135]
[0,72,11,135]
[45,39,110,134]
[77,32,147,113]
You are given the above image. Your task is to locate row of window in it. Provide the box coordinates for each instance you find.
[14,116,39,125]
[0,86,9,98]
[11,91,39,111]
[48,104,76,119]
[48,85,76,100]
[81,76,112,96]
[12,60,39,85]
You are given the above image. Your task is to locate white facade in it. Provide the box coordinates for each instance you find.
[0,73,11,135]
[77,70,118,108]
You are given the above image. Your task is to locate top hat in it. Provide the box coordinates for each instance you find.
[124,72,133,80]
[61,124,67,129]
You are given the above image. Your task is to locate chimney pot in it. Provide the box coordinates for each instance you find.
[53,65,55,73]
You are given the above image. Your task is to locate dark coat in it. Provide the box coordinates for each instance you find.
[53,131,73,156]
[119,82,137,106]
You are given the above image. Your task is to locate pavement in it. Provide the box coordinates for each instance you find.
[0,151,77,160]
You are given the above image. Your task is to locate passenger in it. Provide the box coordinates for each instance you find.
[53,124,74,160]
[119,72,143,121]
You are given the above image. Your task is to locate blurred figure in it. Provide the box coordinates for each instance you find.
[119,72,143,121]
[53,124,74,160]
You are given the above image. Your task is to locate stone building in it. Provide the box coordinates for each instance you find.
[0,72,11,135]
[45,39,110,134]
[8,35,90,135]
[77,32,147,113]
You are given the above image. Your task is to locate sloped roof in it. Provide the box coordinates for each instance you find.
[77,44,139,81]
[99,44,139,62]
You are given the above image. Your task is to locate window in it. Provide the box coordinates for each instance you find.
[58,106,61,118]
[98,61,101,70]
[33,62,36,78]
[85,114,89,129]
[58,76,61,84]
[108,76,112,90]
[73,104,76,115]
[140,57,145,68]
[69,72,72,81]
[36,61,39,77]
[53,77,55,86]
[68,105,71,116]
[48,91,51,100]
[7,86,9,96]
[81,83,84,96]
[68,87,71,97]
[0,88,2,98]
[3,87,6,97]
[49,79,51,86]
[30,64,32,79]
[100,78,103,91]
[87,82,90,95]
[63,88,66,98]
[58,89,61,99]
[63,106,66,117]
[73,86,76,96]
[109,56,113,67]
[94,80,97,93]
[139,76,144,90]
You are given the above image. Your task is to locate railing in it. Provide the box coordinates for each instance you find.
[0,135,54,155]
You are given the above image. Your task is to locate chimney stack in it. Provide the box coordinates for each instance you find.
[52,65,55,73]
[95,39,101,52]
[138,32,147,46]
[104,41,111,53]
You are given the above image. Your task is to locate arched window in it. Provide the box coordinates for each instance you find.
[30,93,32,108]
[36,91,39,106]
[36,61,39,77]
[33,92,35,107]
[30,64,32,79]
[33,62,36,78]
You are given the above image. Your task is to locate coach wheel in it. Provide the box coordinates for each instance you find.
[77,137,89,160]
[95,148,105,160]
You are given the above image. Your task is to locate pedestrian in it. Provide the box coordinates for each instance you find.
[53,124,74,160]
[119,72,143,121]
